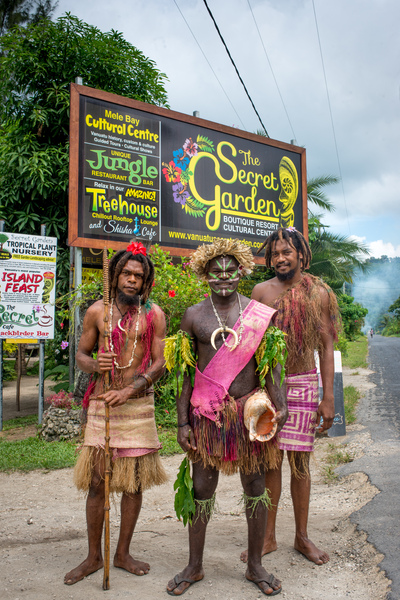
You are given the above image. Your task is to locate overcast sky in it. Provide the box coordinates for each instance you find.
[55,0,400,258]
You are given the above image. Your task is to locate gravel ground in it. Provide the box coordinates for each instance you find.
[0,366,391,600]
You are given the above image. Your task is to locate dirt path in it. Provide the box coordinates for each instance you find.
[0,367,391,599]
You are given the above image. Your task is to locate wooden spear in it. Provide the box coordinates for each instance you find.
[102,247,111,590]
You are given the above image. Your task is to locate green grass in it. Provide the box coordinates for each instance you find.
[322,442,353,482]
[344,385,361,425]
[1,332,369,472]
[0,414,181,470]
[342,336,368,369]
[3,415,38,431]
[0,429,181,471]
[0,437,77,472]
[158,429,183,456]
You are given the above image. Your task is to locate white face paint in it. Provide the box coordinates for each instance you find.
[207,255,240,297]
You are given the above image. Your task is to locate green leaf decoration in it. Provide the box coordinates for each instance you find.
[184,203,206,218]
[188,196,206,209]
[173,456,196,526]
[255,326,288,387]
[180,169,193,184]
[196,135,215,153]
[184,195,206,217]
[164,330,196,396]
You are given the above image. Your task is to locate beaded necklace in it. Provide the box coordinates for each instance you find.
[109,297,141,369]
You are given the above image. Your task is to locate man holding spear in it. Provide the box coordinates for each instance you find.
[64,241,167,586]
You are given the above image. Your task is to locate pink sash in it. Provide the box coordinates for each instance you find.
[190,299,276,421]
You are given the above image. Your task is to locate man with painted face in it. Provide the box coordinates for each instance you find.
[64,242,167,586]
[241,227,341,567]
[166,238,288,597]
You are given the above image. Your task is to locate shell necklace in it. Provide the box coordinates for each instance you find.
[209,295,244,351]
[109,297,141,369]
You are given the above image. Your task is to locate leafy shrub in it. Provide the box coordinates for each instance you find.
[3,342,17,357]
[335,332,348,357]
[44,363,71,393]
[338,294,368,341]
[2,360,16,381]
[154,373,177,428]
[150,245,209,334]
[45,390,78,410]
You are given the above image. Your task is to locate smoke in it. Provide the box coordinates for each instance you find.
[351,259,400,331]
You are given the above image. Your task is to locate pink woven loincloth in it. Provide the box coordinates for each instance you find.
[278,369,319,452]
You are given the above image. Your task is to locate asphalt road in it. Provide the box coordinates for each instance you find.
[339,335,400,600]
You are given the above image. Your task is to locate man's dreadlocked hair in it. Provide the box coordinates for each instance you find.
[108,249,155,303]
[257,228,312,271]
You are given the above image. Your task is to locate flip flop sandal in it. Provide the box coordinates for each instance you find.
[246,573,282,596]
[166,574,202,596]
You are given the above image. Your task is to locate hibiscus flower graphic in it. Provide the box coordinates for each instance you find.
[162,161,182,183]
[173,148,190,170]
[172,182,190,206]
[164,134,215,219]
[183,137,198,158]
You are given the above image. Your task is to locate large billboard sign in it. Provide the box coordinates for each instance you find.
[69,84,307,258]
[0,232,57,340]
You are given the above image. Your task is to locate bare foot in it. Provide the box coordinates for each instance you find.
[166,567,204,596]
[240,536,278,563]
[64,557,103,585]
[245,565,282,596]
[294,534,329,565]
[114,553,150,575]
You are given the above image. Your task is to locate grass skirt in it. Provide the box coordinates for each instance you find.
[187,389,279,476]
[74,446,168,495]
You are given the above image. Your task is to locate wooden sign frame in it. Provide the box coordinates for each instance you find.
[69,83,308,264]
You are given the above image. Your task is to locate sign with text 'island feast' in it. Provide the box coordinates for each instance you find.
[0,232,57,340]
[69,84,307,258]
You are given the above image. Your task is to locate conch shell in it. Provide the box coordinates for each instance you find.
[244,390,277,442]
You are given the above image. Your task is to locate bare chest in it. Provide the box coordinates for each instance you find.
[97,307,146,353]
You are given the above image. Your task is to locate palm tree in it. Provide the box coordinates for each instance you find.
[308,229,370,291]
[307,174,338,212]
[306,176,370,289]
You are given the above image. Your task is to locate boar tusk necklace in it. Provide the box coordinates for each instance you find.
[210,295,244,351]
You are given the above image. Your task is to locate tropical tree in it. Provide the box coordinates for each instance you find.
[0,0,56,34]
[307,174,337,212]
[381,296,400,336]
[308,226,370,291]
[338,294,368,340]
[306,176,370,290]
[0,13,168,294]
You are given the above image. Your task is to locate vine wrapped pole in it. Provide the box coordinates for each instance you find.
[102,247,111,590]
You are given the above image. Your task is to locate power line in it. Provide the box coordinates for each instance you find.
[246,0,297,141]
[173,0,247,130]
[312,0,351,234]
[202,0,269,137]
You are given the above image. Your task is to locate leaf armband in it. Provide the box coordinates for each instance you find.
[164,330,196,396]
[255,326,288,388]
[173,456,196,526]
